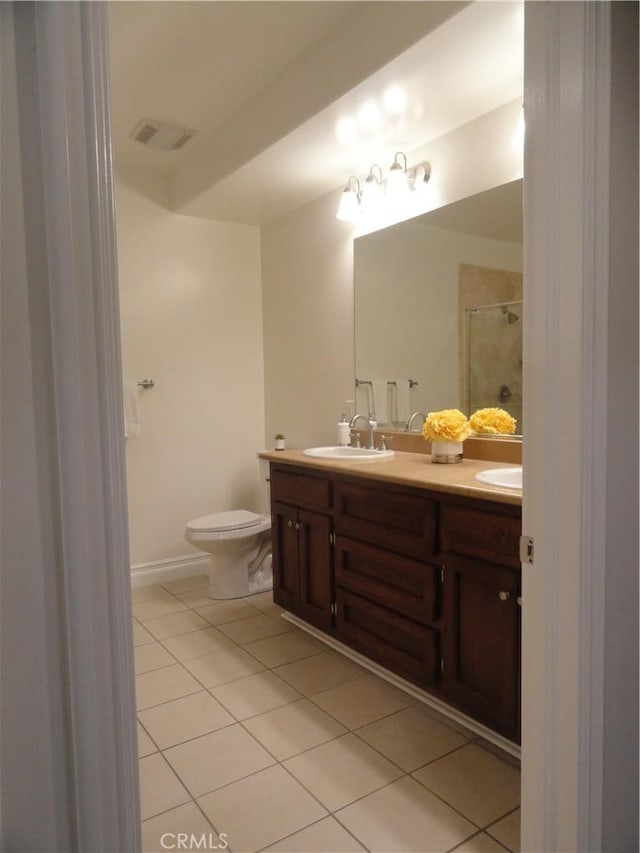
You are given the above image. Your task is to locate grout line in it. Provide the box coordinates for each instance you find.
[136,581,521,852]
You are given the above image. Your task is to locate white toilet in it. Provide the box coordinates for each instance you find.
[184,462,272,600]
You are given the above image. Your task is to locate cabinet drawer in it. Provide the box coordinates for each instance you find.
[335,536,439,624]
[440,504,521,568]
[270,466,331,513]
[336,589,439,686]
[335,481,437,560]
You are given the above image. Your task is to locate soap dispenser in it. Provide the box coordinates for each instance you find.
[337,412,350,446]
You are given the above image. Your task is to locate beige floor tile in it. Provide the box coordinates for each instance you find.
[335,775,476,853]
[134,641,177,674]
[452,831,511,852]
[413,743,520,828]
[284,732,403,811]
[355,705,470,771]
[242,631,323,668]
[177,590,220,609]
[210,670,302,720]
[264,816,366,852]
[487,808,520,852]
[274,652,365,696]
[141,609,211,640]
[138,753,190,821]
[132,621,156,647]
[136,663,203,710]
[137,691,235,749]
[246,591,285,619]
[141,802,219,853]
[136,722,157,758]
[311,674,414,729]
[160,626,235,661]
[197,764,327,853]
[196,599,261,625]
[182,646,265,688]
[164,723,275,798]
[133,594,189,622]
[131,585,167,603]
[161,574,208,594]
[217,613,290,645]
[243,698,347,760]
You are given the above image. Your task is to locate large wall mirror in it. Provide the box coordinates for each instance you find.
[354,179,523,435]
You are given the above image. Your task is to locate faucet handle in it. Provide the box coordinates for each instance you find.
[350,431,361,448]
[378,434,394,451]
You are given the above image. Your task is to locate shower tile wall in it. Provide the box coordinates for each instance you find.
[467,304,522,432]
[458,264,523,432]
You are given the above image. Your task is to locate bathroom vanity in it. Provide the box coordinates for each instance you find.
[261,449,522,746]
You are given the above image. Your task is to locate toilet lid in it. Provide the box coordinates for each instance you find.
[186,509,265,533]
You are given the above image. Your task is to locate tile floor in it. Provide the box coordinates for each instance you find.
[133,575,521,853]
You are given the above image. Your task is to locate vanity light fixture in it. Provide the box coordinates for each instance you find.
[336,176,362,221]
[360,164,384,214]
[385,151,410,202]
[335,154,432,222]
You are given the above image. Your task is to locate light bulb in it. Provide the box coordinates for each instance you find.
[336,178,361,221]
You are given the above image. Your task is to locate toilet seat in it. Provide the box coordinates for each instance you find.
[186,509,266,534]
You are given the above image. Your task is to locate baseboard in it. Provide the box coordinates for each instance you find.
[130,553,209,588]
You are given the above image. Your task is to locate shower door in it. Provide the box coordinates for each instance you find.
[466,301,523,433]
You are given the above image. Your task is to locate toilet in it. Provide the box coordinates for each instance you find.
[184,461,272,600]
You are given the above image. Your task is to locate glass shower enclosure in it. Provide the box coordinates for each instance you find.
[465,301,523,433]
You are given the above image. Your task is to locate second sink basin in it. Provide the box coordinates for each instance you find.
[474,467,523,489]
[303,446,394,461]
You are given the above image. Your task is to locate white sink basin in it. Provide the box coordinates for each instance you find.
[303,446,394,461]
[474,467,522,490]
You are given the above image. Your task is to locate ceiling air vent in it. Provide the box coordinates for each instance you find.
[129,119,198,151]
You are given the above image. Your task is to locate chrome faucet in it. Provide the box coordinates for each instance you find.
[349,413,375,449]
[405,411,426,432]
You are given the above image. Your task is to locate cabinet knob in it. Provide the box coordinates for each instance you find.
[287,519,294,528]
[517,596,522,607]
[295,521,302,531]
[498,591,511,602]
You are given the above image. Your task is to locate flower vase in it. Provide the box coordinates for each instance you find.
[430,440,463,463]
[274,438,285,451]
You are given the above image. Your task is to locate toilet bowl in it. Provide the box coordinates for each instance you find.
[185,509,272,599]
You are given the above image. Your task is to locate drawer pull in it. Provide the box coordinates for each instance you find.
[498,591,511,602]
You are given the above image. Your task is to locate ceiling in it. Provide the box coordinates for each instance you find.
[108,1,523,226]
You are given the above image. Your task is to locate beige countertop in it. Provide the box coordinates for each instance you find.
[260,449,522,507]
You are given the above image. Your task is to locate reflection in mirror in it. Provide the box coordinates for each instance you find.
[354,180,523,434]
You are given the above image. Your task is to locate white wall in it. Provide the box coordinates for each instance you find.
[116,183,265,567]
[262,100,523,446]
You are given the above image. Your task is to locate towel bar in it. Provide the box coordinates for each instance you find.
[137,378,155,390]
[356,378,418,388]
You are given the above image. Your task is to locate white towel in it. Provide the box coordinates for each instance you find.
[371,379,389,423]
[123,380,141,437]
[395,380,411,423]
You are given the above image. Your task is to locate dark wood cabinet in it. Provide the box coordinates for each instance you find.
[269,460,522,743]
[441,553,521,739]
[271,467,333,631]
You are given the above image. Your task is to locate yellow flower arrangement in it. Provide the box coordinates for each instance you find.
[422,409,472,443]
[468,407,517,435]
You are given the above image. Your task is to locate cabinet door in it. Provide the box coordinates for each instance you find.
[297,509,333,631]
[442,553,520,740]
[271,501,299,612]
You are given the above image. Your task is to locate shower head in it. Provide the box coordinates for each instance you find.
[501,306,520,324]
